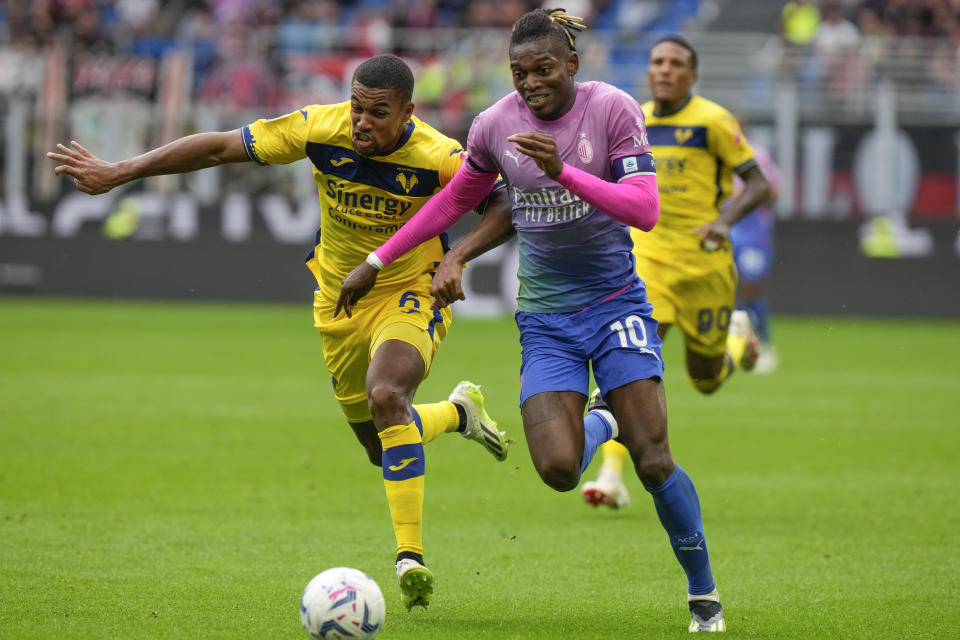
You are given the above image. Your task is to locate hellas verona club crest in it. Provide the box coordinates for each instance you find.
[396,170,418,193]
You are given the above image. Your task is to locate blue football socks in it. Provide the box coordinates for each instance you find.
[647,466,715,595]
[744,299,771,344]
[580,410,615,478]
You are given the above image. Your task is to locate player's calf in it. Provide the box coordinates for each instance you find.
[689,354,732,394]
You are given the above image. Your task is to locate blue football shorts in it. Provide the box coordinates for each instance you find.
[514,278,664,407]
[730,209,774,282]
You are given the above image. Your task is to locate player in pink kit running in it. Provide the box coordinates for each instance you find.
[338,9,726,632]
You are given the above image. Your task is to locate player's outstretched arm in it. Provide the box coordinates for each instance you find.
[432,190,514,310]
[721,164,772,227]
[48,130,249,195]
[336,164,501,317]
[695,164,771,251]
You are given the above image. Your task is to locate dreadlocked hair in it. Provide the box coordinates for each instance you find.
[510,8,587,53]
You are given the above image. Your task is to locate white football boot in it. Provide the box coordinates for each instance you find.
[396,558,434,610]
[448,381,511,461]
[729,310,759,371]
[688,590,726,632]
[582,468,631,509]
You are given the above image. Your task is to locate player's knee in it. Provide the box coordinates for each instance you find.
[536,461,580,492]
[366,382,410,426]
[634,452,674,488]
[691,375,723,394]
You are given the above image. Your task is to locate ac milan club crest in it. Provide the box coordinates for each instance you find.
[577,133,594,163]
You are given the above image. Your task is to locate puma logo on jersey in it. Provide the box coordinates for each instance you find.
[330,156,355,167]
[388,457,418,472]
[504,149,521,167]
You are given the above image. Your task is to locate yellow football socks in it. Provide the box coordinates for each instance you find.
[727,331,748,367]
[379,422,426,556]
[411,401,459,444]
[600,439,629,475]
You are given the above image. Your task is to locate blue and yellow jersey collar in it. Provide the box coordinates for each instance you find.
[377,120,416,157]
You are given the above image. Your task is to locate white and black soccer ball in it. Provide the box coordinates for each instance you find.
[300,567,385,640]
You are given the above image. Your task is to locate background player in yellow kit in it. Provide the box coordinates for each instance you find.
[48,54,511,610]
[583,35,771,510]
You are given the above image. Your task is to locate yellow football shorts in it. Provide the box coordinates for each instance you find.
[313,282,452,423]
[634,251,738,359]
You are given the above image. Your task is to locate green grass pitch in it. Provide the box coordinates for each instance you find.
[1,298,958,639]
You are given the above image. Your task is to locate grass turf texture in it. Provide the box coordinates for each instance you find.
[1,298,957,639]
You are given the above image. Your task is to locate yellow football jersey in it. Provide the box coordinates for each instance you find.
[243,103,466,297]
[634,95,756,258]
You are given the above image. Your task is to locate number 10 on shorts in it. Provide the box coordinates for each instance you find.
[609,315,649,348]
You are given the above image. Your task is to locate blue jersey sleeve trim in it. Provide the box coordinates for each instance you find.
[714,157,725,208]
[383,120,415,155]
[241,125,266,165]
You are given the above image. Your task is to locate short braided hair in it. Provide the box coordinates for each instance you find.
[510,8,587,53]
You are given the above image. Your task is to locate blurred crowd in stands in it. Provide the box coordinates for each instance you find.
[781,0,960,43]
[777,0,960,99]
[0,0,708,131]
[0,1,705,57]
[0,1,955,123]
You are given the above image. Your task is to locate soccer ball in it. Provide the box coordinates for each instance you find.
[300,567,385,640]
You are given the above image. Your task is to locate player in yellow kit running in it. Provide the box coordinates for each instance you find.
[48,54,511,611]
[582,36,771,518]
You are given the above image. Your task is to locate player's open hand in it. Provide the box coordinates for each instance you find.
[47,141,121,195]
[507,132,563,179]
[431,254,466,310]
[693,220,730,253]
[336,262,379,318]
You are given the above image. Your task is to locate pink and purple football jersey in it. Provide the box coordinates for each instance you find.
[466,81,655,313]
